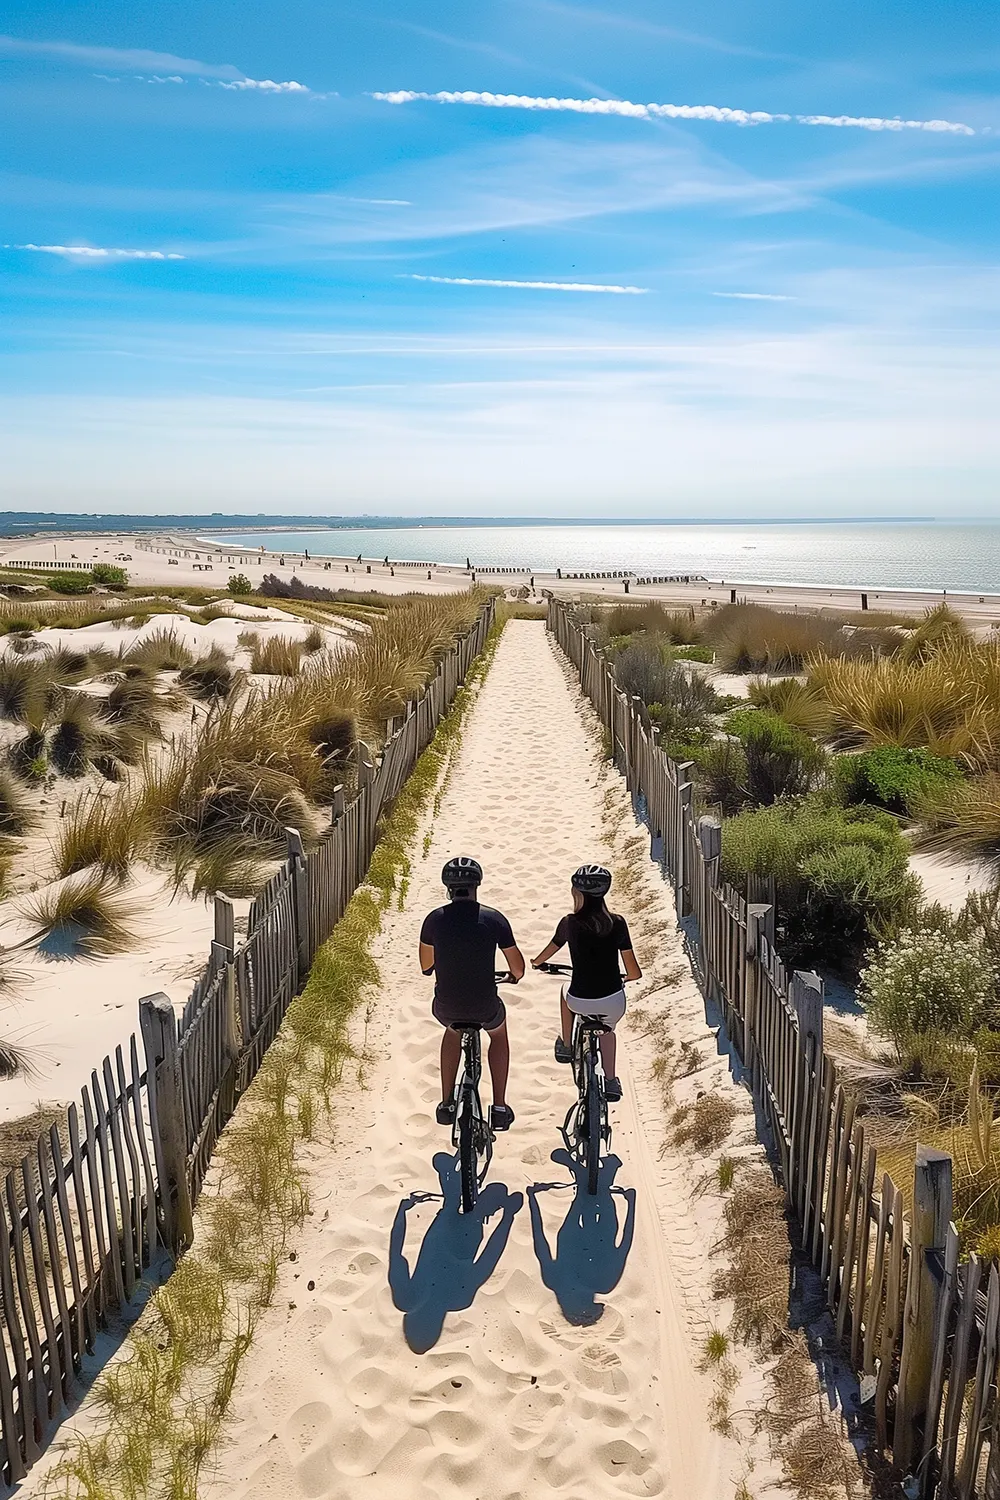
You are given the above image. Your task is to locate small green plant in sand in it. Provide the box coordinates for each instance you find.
[44,616,502,1500]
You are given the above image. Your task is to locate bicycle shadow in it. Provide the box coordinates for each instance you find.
[388,1151,523,1354]
[528,1148,636,1327]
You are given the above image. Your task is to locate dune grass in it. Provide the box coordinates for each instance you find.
[0,768,36,835]
[249,635,304,676]
[704,604,845,673]
[125,627,194,671]
[43,613,501,1500]
[808,636,1000,765]
[54,792,142,879]
[20,870,140,960]
[178,646,240,701]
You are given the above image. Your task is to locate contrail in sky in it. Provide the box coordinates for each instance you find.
[406,275,649,293]
[372,89,976,135]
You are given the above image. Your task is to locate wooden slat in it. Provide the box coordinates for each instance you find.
[0,1184,36,1469]
[958,1260,1000,1498]
[836,1120,866,1343]
[922,1222,959,1500]
[851,1144,878,1370]
[0,1304,25,1483]
[35,1134,74,1395]
[863,1176,893,1374]
[128,1036,158,1260]
[90,1071,125,1309]
[49,1122,86,1371]
[20,1153,62,1418]
[939,1255,981,1496]
[876,1184,904,1454]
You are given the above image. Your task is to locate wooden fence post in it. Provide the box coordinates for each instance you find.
[285,827,311,986]
[698,815,722,868]
[674,765,694,918]
[895,1146,953,1474]
[138,993,194,1256]
[213,892,235,958]
[791,970,824,1231]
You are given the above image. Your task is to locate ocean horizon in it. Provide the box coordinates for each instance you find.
[206,521,1000,594]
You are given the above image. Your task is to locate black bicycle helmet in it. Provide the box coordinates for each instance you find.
[442,856,483,889]
[572,864,612,895]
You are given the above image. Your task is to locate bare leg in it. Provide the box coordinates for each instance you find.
[485,1022,510,1107]
[599,1031,618,1079]
[560,993,574,1046]
[440,1028,461,1101]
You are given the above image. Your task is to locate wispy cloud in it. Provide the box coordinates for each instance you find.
[372,90,976,136]
[216,78,309,93]
[713,291,792,301]
[0,34,242,77]
[406,274,649,293]
[8,243,185,260]
[0,34,309,92]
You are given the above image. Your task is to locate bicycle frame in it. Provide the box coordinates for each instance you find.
[451,1025,493,1211]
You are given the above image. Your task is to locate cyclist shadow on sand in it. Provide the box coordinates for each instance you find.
[389,1151,523,1354]
[528,1148,636,1327]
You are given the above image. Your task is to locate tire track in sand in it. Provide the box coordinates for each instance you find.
[203,620,742,1500]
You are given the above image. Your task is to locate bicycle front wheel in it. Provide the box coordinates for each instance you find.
[458,1108,478,1214]
[585,1061,601,1195]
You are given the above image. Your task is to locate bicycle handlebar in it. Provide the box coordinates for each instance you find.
[534,962,572,975]
[494,970,518,984]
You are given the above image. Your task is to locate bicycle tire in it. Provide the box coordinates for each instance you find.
[458,1107,478,1214]
[585,1055,601,1195]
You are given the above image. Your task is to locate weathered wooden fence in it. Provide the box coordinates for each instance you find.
[0,598,494,1488]
[549,595,996,1498]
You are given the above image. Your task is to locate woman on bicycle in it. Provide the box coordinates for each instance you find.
[531,865,641,1102]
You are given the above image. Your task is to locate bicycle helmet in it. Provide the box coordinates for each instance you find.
[571,864,612,895]
[441,856,483,889]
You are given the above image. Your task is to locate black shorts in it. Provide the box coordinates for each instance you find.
[432,996,506,1032]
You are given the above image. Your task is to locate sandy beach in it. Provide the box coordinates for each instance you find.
[186,620,775,1500]
[2,529,1000,624]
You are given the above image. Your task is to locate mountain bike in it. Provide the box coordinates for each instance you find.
[450,971,516,1215]
[536,962,613,1195]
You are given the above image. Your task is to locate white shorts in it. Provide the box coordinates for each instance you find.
[562,985,627,1029]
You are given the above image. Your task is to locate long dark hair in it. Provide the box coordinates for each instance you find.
[571,892,614,937]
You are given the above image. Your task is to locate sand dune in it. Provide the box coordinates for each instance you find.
[200,621,755,1500]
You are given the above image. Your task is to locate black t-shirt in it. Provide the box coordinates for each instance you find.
[420,901,515,1019]
[552,912,632,999]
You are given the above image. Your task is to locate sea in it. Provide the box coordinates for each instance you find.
[206,522,1000,595]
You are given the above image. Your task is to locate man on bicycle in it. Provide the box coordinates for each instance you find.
[419,856,524,1132]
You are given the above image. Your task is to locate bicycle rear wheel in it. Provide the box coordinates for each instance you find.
[585,1057,601,1195]
[458,1107,478,1214]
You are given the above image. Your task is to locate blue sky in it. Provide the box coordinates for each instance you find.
[1,1,997,517]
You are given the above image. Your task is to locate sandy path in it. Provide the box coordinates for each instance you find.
[203,621,741,1500]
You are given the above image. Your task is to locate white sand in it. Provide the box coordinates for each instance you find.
[909,848,995,912]
[198,622,778,1500]
[3,529,1000,624]
[0,864,237,1122]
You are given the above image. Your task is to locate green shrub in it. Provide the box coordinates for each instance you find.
[671,643,714,664]
[47,572,92,596]
[615,641,721,742]
[860,929,998,1056]
[721,798,919,968]
[835,745,962,814]
[690,738,749,816]
[91,564,128,588]
[228,573,253,597]
[726,710,826,805]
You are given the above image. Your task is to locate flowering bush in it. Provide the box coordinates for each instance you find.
[860,928,999,1055]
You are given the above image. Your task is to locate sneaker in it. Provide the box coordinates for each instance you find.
[435,1100,456,1126]
[490,1104,515,1131]
[604,1077,623,1102]
[554,1037,573,1065]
